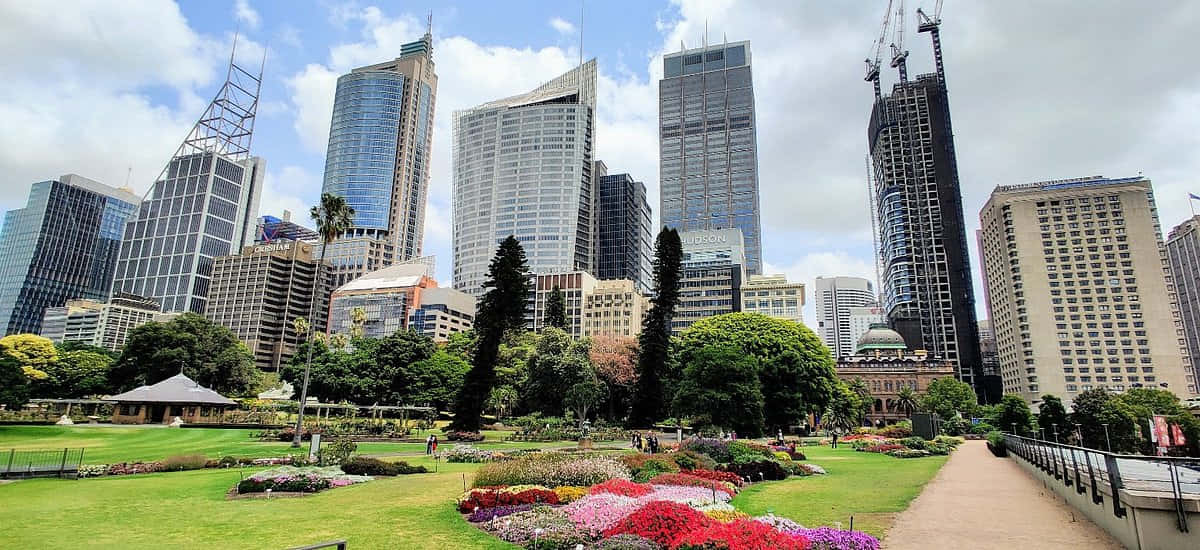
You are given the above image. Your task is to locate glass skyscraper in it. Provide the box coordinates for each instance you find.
[0,174,140,335]
[320,32,437,288]
[452,60,597,296]
[596,171,653,293]
[111,50,265,314]
[659,40,762,275]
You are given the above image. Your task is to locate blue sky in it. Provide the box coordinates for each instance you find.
[4,1,1200,322]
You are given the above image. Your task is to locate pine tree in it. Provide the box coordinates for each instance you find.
[545,285,567,329]
[449,236,531,432]
[629,228,682,427]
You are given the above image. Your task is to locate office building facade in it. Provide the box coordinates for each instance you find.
[596,171,653,293]
[739,274,804,325]
[205,241,331,371]
[814,276,878,358]
[320,32,438,288]
[41,293,161,352]
[848,306,886,355]
[256,212,319,244]
[836,324,956,425]
[979,176,1196,406]
[673,228,746,335]
[327,260,437,339]
[1167,215,1200,388]
[0,174,140,335]
[452,61,597,296]
[407,287,475,342]
[582,279,649,338]
[528,271,597,338]
[659,40,762,275]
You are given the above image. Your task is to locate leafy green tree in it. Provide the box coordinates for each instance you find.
[544,285,567,329]
[282,337,381,404]
[564,372,607,428]
[376,329,437,400]
[1115,388,1198,455]
[33,350,113,398]
[823,381,863,433]
[294,192,356,446]
[630,228,682,427]
[111,313,257,395]
[672,343,765,437]
[406,350,470,411]
[675,313,838,433]
[1070,388,1138,452]
[0,355,31,409]
[0,334,57,408]
[450,235,531,432]
[444,330,475,362]
[521,327,591,416]
[896,386,919,418]
[1036,394,1070,439]
[56,341,118,359]
[848,378,873,424]
[995,394,1035,436]
[918,377,978,420]
[486,385,519,420]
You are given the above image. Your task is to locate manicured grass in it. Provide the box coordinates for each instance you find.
[732,445,948,538]
[0,425,566,464]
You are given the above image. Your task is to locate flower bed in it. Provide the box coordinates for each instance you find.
[457,485,560,513]
[235,466,370,494]
[590,479,655,498]
[790,527,881,550]
[682,468,745,487]
[553,485,587,503]
[648,473,737,497]
[472,452,630,488]
[443,444,506,463]
[677,517,810,550]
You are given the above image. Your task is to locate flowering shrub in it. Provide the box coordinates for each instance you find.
[590,479,655,498]
[472,453,630,488]
[801,464,827,475]
[704,509,750,523]
[670,450,718,472]
[622,454,682,482]
[718,460,789,482]
[679,437,733,463]
[483,506,594,547]
[466,504,533,523]
[444,444,500,463]
[754,514,804,532]
[675,518,810,550]
[77,464,109,478]
[887,449,930,458]
[682,469,744,487]
[445,431,485,442]
[841,434,886,442]
[106,461,164,475]
[788,527,879,550]
[457,485,559,512]
[553,485,587,503]
[563,493,642,532]
[727,441,776,464]
[641,484,732,507]
[603,500,715,548]
[876,424,913,438]
[594,534,662,550]
[235,465,370,494]
[340,457,426,476]
[648,473,737,497]
[859,444,905,454]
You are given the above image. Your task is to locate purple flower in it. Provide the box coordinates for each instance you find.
[466,504,534,522]
[787,527,880,550]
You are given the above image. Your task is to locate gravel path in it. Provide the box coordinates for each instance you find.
[882,440,1123,549]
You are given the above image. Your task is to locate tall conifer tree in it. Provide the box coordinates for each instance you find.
[629,228,682,426]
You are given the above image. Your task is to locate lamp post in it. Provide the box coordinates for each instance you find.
[1011,423,1017,436]
[1052,423,1059,444]
[1101,423,1112,452]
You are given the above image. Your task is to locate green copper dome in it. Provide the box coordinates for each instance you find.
[855,323,908,353]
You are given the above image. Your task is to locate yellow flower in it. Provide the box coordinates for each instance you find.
[553,485,587,503]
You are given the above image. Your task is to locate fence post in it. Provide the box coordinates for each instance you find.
[1102,455,1127,518]
[1054,443,1065,482]
[1071,447,1083,493]
[1085,451,1102,505]
[4,449,12,478]
[59,448,69,478]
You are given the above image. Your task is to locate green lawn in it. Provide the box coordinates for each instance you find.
[0,431,950,548]
[734,445,948,537]
[0,426,565,464]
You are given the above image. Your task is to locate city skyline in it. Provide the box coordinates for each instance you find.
[4,1,1200,325]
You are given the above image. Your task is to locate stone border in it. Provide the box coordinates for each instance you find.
[225,486,316,500]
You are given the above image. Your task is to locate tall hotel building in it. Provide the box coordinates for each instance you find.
[813,276,878,358]
[868,34,983,396]
[111,54,264,314]
[673,228,746,335]
[1164,216,1200,390]
[596,170,653,293]
[979,176,1196,406]
[0,175,140,334]
[452,60,597,296]
[659,40,762,275]
[320,33,438,287]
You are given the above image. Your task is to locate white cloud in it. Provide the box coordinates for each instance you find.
[549,17,575,35]
[284,64,340,152]
[277,24,302,49]
[234,0,261,30]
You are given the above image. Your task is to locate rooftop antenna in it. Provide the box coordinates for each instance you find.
[124,166,132,188]
[704,19,708,49]
[578,0,584,68]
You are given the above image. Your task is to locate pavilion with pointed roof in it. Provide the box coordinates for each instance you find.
[109,373,238,425]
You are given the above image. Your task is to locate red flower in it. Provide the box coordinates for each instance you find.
[682,469,745,487]
[590,479,655,498]
[457,488,559,512]
[603,500,715,547]
[649,473,737,496]
[673,518,811,550]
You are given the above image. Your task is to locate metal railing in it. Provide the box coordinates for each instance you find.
[2,448,85,478]
[288,540,346,550]
[1003,434,1198,533]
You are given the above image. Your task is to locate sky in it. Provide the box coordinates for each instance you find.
[2,0,1200,322]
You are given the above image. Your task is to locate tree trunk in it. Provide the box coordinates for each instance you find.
[293,244,327,447]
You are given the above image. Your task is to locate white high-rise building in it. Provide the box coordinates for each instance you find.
[848,306,886,356]
[452,61,597,296]
[814,276,878,358]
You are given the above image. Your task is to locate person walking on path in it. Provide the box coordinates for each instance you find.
[631,432,640,450]
[431,434,439,454]
[831,431,839,449]
[426,434,434,455]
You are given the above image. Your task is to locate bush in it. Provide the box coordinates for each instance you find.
[789,527,880,550]
[940,417,970,436]
[727,441,775,464]
[634,459,679,483]
[969,422,995,435]
[444,444,499,463]
[876,423,912,438]
[671,450,717,471]
[340,456,427,476]
[217,455,240,468]
[237,473,331,493]
[317,438,357,466]
[679,437,732,463]
[603,500,715,548]
[859,444,905,454]
[78,464,109,478]
[718,460,789,482]
[472,453,630,488]
[162,454,208,471]
[681,469,744,487]
[594,534,662,550]
[466,504,534,523]
[106,461,164,475]
[899,436,928,450]
[886,449,930,459]
[457,485,559,513]
[933,435,964,447]
[445,430,485,442]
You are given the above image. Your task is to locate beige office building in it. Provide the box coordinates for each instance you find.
[407,286,475,342]
[739,274,804,325]
[528,271,597,338]
[979,176,1196,407]
[205,241,331,371]
[582,279,649,338]
[41,293,162,352]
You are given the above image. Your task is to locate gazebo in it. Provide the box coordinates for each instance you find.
[108,373,238,425]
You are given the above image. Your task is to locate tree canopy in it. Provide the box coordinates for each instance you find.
[918,377,978,420]
[1036,394,1069,438]
[33,349,114,398]
[630,227,682,427]
[111,313,258,395]
[1070,388,1139,452]
[671,343,765,437]
[544,285,567,329]
[995,394,1035,436]
[520,327,591,416]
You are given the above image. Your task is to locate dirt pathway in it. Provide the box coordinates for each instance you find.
[882,440,1123,549]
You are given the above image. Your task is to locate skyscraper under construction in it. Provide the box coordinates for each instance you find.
[866,4,994,401]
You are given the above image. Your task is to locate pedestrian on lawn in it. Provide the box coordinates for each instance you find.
[432,434,439,453]
[426,434,434,455]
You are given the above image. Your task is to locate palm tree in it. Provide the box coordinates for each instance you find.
[896,386,919,418]
[823,406,854,434]
[292,193,355,447]
[349,306,368,338]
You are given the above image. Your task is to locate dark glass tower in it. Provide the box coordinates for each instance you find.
[0,175,139,335]
[659,40,762,275]
[596,172,653,293]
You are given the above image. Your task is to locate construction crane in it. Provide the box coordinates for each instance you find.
[864,0,894,102]
[916,0,946,86]
[889,0,909,82]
